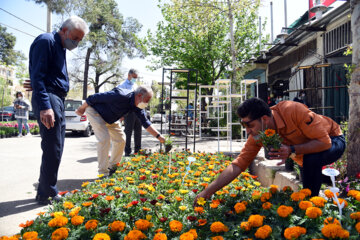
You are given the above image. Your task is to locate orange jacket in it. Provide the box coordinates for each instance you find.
[232,101,342,170]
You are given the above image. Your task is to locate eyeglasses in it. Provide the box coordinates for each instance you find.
[240,118,259,128]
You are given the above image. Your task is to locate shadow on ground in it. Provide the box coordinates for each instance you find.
[77,157,97,164]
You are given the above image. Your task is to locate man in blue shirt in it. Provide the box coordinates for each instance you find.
[29,16,88,205]
[75,86,165,176]
[117,69,142,156]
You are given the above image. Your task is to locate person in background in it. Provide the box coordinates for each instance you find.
[194,97,345,205]
[13,91,31,137]
[293,90,310,107]
[75,86,165,177]
[29,16,88,205]
[117,69,142,156]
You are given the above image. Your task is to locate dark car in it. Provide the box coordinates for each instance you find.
[0,106,15,121]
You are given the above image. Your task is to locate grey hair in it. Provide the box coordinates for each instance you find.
[128,69,138,75]
[135,86,153,98]
[61,16,89,34]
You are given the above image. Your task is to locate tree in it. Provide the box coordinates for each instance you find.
[0,25,24,66]
[347,0,360,178]
[29,0,73,14]
[146,0,264,107]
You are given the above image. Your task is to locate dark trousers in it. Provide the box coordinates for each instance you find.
[32,93,65,198]
[124,112,142,155]
[302,135,346,196]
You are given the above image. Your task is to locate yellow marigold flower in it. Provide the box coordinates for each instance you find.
[240,221,251,231]
[85,219,98,230]
[153,233,167,240]
[260,192,272,202]
[52,212,64,217]
[81,181,89,187]
[248,215,264,228]
[105,195,114,201]
[135,219,153,231]
[22,232,38,240]
[169,220,183,232]
[255,225,272,239]
[48,216,68,228]
[93,233,110,240]
[324,217,340,226]
[82,201,92,207]
[290,192,306,202]
[179,206,187,211]
[350,212,360,221]
[356,222,360,234]
[71,215,84,226]
[124,230,146,240]
[194,207,204,214]
[265,129,275,137]
[51,227,69,240]
[299,201,313,210]
[333,198,348,208]
[114,187,122,192]
[284,226,306,240]
[321,224,349,239]
[109,221,126,232]
[310,196,327,207]
[210,222,229,233]
[299,188,311,197]
[305,207,322,219]
[252,190,261,200]
[197,197,206,206]
[179,189,189,194]
[277,205,293,218]
[262,202,272,210]
[234,202,246,214]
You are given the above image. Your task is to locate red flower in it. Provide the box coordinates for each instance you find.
[157,195,165,200]
[58,191,69,196]
[192,189,199,193]
[356,172,360,179]
[151,182,157,186]
[139,175,146,180]
[159,217,168,223]
[187,216,197,221]
[151,175,158,179]
[131,201,139,206]
[89,194,99,200]
[150,200,158,205]
[140,198,147,203]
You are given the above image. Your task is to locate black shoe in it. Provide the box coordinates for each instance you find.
[108,167,117,176]
[36,194,62,205]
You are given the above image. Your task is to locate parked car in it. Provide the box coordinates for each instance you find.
[0,106,15,121]
[151,113,167,123]
[64,99,92,137]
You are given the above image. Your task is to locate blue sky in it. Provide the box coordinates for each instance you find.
[0,0,311,84]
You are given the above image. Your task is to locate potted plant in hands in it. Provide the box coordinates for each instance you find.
[164,135,173,153]
[257,129,282,160]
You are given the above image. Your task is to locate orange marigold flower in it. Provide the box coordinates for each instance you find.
[93,233,110,240]
[175,196,183,202]
[48,216,68,228]
[299,201,313,210]
[153,232,167,240]
[262,202,272,210]
[19,220,34,228]
[240,221,251,231]
[188,229,197,239]
[22,232,38,240]
[135,219,153,231]
[282,186,292,192]
[356,222,360,234]
[234,202,246,214]
[211,237,224,240]
[71,215,84,226]
[347,190,360,198]
[290,192,306,202]
[51,227,69,240]
[265,129,275,137]
[194,207,204,214]
[324,217,340,226]
[251,190,261,200]
[277,205,293,218]
[210,222,229,233]
[109,220,126,232]
[324,189,337,199]
[248,215,264,228]
[284,226,306,240]
[333,198,348,208]
[269,185,278,194]
[321,224,349,239]
[350,212,360,221]
[310,196,327,207]
[82,202,93,207]
[105,196,114,201]
[198,219,207,226]
[299,188,311,197]
[255,225,272,239]
[85,219,98,230]
[155,229,163,233]
[305,207,322,219]
[169,220,183,232]
[260,192,272,202]
[63,201,74,209]
[124,230,146,240]
[179,232,195,240]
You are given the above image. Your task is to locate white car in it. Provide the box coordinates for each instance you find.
[151,113,167,123]
[65,99,92,137]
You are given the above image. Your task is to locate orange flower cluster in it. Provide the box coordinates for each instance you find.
[93,233,110,240]
[197,219,207,226]
[262,202,272,210]
[260,192,272,203]
[22,232,38,240]
[51,227,69,240]
[169,220,183,232]
[240,221,251,231]
[356,222,360,234]
[194,207,204,214]
[283,226,306,240]
[350,212,360,221]
[269,185,278,194]
[135,219,153,231]
[48,216,68,228]
[153,232,167,240]
[124,230,146,240]
[85,219,98,230]
[290,192,306,202]
[108,220,126,232]
[324,189,338,199]
[63,201,74,209]
[321,224,349,239]
[69,207,81,217]
[71,215,84,226]
[277,205,293,218]
[210,199,221,209]
[298,201,313,210]
[347,190,360,199]
[210,222,229,233]
[19,220,34,228]
[299,188,311,197]
[305,207,322,219]
[254,225,272,239]
[179,229,197,240]
[310,196,327,207]
[333,198,348,208]
[248,215,264,228]
[324,217,340,226]
[81,201,92,207]
[234,202,246,214]
[264,129,275,137]
[211,237,224,240]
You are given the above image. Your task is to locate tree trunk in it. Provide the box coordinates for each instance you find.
[347,0,360,177]
[83,48,92,100]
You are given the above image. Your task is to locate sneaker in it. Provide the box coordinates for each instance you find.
[36,194,62,205]
[108,167,117,176]
[26,133,32,137]
[17,134,22,138]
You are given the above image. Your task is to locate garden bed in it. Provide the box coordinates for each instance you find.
[0,121,39,138]
[2,151,360,239]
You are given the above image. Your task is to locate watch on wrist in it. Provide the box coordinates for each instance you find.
[289,145,296,159]
[156,134,160,139]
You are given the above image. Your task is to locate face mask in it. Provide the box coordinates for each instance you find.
[17,97,22,100]
[137,101,148,109]
[64,31,78,50]
[131,78,137,83]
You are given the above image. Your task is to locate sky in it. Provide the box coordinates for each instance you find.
[0,0,310,86]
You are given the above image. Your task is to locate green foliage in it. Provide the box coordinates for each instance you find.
[0,26,24,66]
[344,46,354,84]
[0,76,13,107]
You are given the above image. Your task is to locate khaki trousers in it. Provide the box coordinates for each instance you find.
[86,106,125,175]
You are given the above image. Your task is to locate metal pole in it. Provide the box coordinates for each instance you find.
[185,71,189,151]
[160,68,165,136]
[47,6,52,32]
[270,1,274,42]
[284,0,287,28]
[193,70,198,152]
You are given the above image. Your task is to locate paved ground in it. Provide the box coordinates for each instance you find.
[0,124,247,236]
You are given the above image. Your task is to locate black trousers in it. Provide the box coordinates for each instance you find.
[302,135,346,196]
[32,93,65,198]
[124,112,142,155]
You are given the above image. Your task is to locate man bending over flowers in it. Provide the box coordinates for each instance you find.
[195,97,345,202]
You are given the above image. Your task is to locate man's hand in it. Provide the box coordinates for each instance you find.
[75,102,89,116]
[40,109,55,129]
[268,144,291,161]
[158,135,165,143]
[193,189,212,207]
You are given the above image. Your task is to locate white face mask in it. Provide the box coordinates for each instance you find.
[17,97,23,100]
[131,78,137,83]
[137,101,148,109]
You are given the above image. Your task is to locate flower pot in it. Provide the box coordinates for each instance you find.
[165,144,172,153]
[285,158,294,171]
[263,145,274,160]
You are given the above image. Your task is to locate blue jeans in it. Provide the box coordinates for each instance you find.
[17,118,30,134]
[32,93,66,198]
[302,135,346,196]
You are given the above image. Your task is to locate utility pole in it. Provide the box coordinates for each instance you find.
[47,5,52,32]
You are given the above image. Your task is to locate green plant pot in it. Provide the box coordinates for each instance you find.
[264,145,274,160]
[285,158,294,171]
[165,144,172,153]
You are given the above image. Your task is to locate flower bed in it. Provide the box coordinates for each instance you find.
[0,121,39,138]
[2,151,360,239]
